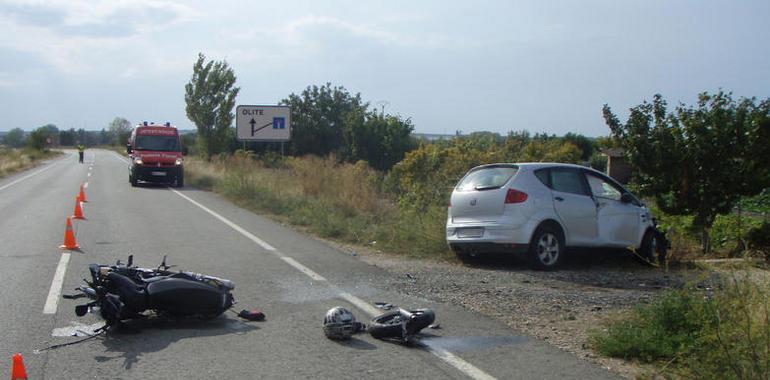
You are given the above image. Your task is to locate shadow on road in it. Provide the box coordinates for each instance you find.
[131,182,176,190]
[457,248,687,291]
[328,337,378,350]
[94,316,259,369]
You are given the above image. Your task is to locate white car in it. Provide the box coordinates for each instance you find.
[446,163,659,270]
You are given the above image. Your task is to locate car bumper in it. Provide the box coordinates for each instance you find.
[446,222,531,254]
[132,165,181,183]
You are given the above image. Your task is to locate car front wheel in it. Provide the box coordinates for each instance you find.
[528,226,564,271]
[637,229,665,265]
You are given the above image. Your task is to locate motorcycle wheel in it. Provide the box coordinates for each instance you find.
[369,308,435,340]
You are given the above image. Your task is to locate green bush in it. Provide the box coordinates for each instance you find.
[747,220,770,253]
[592,274,770,379]
[593,290,706,362]
[739,189,770,214]
[711,213,764,253]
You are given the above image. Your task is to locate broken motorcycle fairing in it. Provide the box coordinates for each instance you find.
[69,255,235,326]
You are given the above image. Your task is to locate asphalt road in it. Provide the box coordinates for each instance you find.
[0,149,620,379]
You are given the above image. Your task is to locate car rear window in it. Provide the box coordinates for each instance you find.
[456,166,518,191]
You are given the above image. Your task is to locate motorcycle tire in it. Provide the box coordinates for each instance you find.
[369,308,435,340]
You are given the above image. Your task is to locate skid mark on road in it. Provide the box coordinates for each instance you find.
[166,185,498,380]
[43,252,71,314]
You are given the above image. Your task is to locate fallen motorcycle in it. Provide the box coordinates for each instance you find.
[66,255,235,327]
[369,308,435,343]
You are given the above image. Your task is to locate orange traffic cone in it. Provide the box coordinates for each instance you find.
[59,217,80,250]
[72,198,85,220]
[78,183,87,202]
[11,353,27,380]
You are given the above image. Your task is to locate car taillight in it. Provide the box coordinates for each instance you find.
[505,189,528,204]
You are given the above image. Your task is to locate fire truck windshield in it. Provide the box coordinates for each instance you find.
[135,135,180,152]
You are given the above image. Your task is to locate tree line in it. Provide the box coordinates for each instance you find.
[184,53,769,253]
[1,117,133,149]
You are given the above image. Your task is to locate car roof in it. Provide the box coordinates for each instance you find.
[474,162,595,171]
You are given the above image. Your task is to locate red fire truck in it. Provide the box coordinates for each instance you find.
[127,122,185,187]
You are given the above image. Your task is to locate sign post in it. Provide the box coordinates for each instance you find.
[235,105,291,142]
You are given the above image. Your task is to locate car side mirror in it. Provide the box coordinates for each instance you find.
[126,144,132,154]
[620,193,633,204]
[182,146,188,156]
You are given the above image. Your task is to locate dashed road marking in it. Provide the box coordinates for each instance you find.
[43,252,71,314]
[167,185,497,380]
[110,150,497,379]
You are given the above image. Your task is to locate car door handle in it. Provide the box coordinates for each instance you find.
[554,196,564,202]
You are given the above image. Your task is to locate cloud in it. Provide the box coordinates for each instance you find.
[283,14,442,48]
[0,0,199,75]
[1,0,196,31]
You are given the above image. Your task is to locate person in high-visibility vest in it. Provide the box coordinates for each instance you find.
[77,143,85,163]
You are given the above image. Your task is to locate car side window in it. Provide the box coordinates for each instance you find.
[549,168,589,196]
[585,173,622,201]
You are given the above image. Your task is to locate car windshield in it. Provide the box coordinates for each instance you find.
[456,166,518,191]
[135,135,180,152]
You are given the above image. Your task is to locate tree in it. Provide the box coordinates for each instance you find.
[3,128,24,147]
[108,117,132,145]
[563,132,594,161]
[518,139,582,163]
[603,91,770,252]
[281,83,367,156]
[185,53,240,159]
[340,110,415,171]
[59,128,77,146]
[27,124,58,150]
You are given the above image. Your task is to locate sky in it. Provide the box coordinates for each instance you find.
[0,0,768,136]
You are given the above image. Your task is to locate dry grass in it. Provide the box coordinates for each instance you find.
[0,148,59,179]
[184,153,451,258]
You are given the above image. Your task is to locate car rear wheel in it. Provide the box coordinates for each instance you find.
[528,226,564,270]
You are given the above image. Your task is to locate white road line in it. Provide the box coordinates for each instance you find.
[84,182,89,188]
[43,253,71,314]
[169,187,497,380]
[170,189,276,251]
[338,291,381,316]
[0,155,68,192]
[280,257,327,281]
[428,348,497,380]
[112,152,129,164]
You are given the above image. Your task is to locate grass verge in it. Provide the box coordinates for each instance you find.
[591,271,769,379]
[0,147,61,179]
[185,153,452,259]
